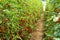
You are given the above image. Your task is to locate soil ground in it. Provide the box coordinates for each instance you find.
[30,13,44,40]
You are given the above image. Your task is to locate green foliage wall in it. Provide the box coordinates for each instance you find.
[44,0,60,40]
[0,0,43,40]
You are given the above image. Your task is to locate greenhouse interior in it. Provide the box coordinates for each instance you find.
[0,0,60,40]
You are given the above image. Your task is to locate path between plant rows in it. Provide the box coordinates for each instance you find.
[30,13,44,40]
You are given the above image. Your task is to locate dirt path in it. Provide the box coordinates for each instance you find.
[30,13,44,40]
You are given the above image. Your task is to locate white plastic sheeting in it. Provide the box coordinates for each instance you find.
[42,0,46,11]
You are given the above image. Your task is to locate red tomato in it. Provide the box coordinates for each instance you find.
[18,30,25,39]
[58,17,60,22]
[24,26,32,34]
[9,36,13,40]
[49,37,53,40]
[0,27,3,33]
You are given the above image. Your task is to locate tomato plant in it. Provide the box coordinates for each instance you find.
[0,0,43,40]
[44,0,60,40]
